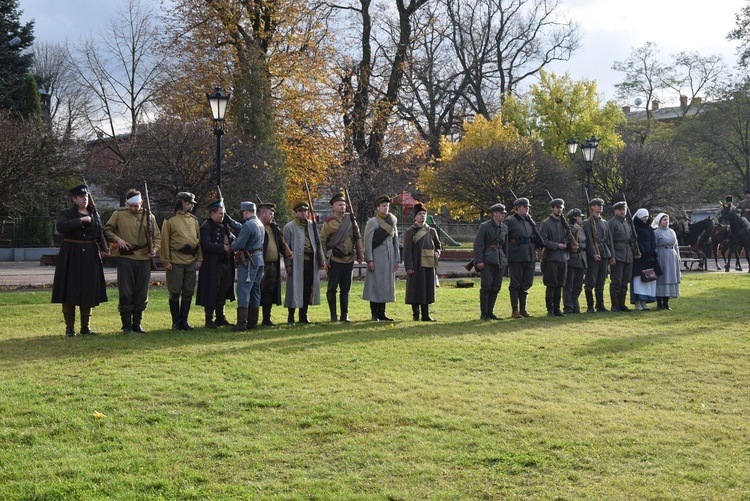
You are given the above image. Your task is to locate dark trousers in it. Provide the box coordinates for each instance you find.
[302,259,314,307]
[584,257,608,293]
[117,258,151,313]
[541,261,567,287]
[480,264,504,295]
[327,261,353,298]
[609,260,633,297]
[260,262,279,307]
[508,261,535,295]
[564,266,585,312]
[216,260,234,304]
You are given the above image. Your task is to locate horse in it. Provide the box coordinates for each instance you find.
[710,222,743,271]
[718,204,750,273]
[675,217,713,271]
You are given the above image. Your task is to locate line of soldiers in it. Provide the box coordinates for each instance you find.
[473,196,643,320]
[54,185,429,336]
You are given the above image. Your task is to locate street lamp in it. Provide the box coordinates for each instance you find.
[206,86,231,187]
[567,135,599,215]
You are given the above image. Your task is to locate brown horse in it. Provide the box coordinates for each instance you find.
[718,204,750,272]
[710,223,742,271]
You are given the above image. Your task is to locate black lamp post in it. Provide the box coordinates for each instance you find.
[206,87,231,187]
[567,136,599,216]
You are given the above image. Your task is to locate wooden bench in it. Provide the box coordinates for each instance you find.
[679,246,707,271]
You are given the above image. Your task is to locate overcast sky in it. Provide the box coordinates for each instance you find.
[18,0,748,106]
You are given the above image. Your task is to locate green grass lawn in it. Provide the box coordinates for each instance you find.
[1,274,749,499]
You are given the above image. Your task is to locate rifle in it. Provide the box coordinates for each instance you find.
[546,189,579,253]
[621,193,642,259]
[585,188,601,259]
[304,180,325,267]
[344,188,364,261]
[81,177,110,254]
[254,191,293,259]
[143,181,155,257]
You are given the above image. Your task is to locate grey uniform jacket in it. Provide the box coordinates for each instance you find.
[607,215,634,263]
[473,219,508,268]
[539,216,570,263]
[582,216,613,259]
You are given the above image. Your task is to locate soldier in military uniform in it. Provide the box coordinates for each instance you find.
[52,184,109,337]
[563,208,587,314]
[472,203,508,321]
[160,192,203,330]
[737,190,750,228]
[607,201,634,312]
[321,192,364,322]
[582,198,615,312]
[362,195,400,321]
[403,202,441,322]
[284,202,324,324]
[258,202,291,326]
[231,201,265,331]
[505,198,541,318]
[196,198,242,328]
[539,198,571,317]
[104,188,161,334]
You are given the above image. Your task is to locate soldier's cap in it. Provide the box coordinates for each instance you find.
[612,201,627,210]
[240,201,256,212]
[176,192,197,204]
[489,203,507,214]
[207,199,224,210]
[329,193,345,205]
[566,208,583,219]
[373,195,391,207]
[589,198,604,206]
[513,197,531,208]
[293,201,309,212]
[726,195,733,203]
[258,202,276,212]
[549,198,565,208]
[413,202,427,214]
[69,184,89,196]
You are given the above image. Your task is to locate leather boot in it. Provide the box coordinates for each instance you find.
[204,308,217,329]
[563,289,574,314]
[656,297,664,310]
[510,290,519,315]
[121,311,133,334]
[169,296,181,330]
[519,294,530,317]
[247,307,259,330]
[479,290,490,321]
[299,305,312,324]
[412,304,420,321]
[370,302,379,321]
[421,304,436,322]
[378,303,394,321]
[619,293,632,312]
[663,297,672,310]
[595,290,608,312]
[215,302,232,327]
[327,289,337,322]
[487,293,500,320]
[80,307,96,335]
[63,304,76,337]
[180,295,194,330]
[340,294,350,322]
[585,289,595,313]
[233,308,248,331]
[610,292,622,312]
[546,288,555,317]
[288,308,296,324]
[132,311,146,333]
[553,289,564,316]
[262,305,275,326]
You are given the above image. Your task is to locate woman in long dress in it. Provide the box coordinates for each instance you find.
[630,208,659,310]
[652,212,681,310]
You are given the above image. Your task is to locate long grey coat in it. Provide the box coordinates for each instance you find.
[283,219,322,308]
[362,214,400,303]
[654,227,681,285]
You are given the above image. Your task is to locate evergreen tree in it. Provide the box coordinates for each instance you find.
[0,0,35,111]
[19,73,40,119]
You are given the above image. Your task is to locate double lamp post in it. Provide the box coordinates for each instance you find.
[567,136,599,216]
[206,87,231,188]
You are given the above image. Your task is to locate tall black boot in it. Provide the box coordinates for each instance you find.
[262,304,275,326]
[619,292,632,312]
[180,295,194,330]
[247,307,259,330]
[421,304,436,322]
[370,302,379,321]
[327,289,338,322]
[287,308,296,324]
[610,292,621,312]
[663,297,672,310]
[378,303,394,322]
[340,294,350,323]
[563,289,574,314]
[487,292,500,320]
[121,311,133,334]
[132,311,146,333]
[63,303,76,337]
[546,287,555,317]
[479,290,490,321]
[585,289,595,313]
[519,294,530,317]
[233,308,248,331]
[169,295,181,330]
[656,297,664,310]
[510,290,521,318]
[412,304,420,321]
[204,307,217,329]
[553,288,564,316]
[299,304,312,324]
[80,306,96,335]
[215,302,232,327]
[595,290,608,312]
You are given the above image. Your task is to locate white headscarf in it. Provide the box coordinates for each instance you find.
[652,212,668,229]
[633,208,648,221]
